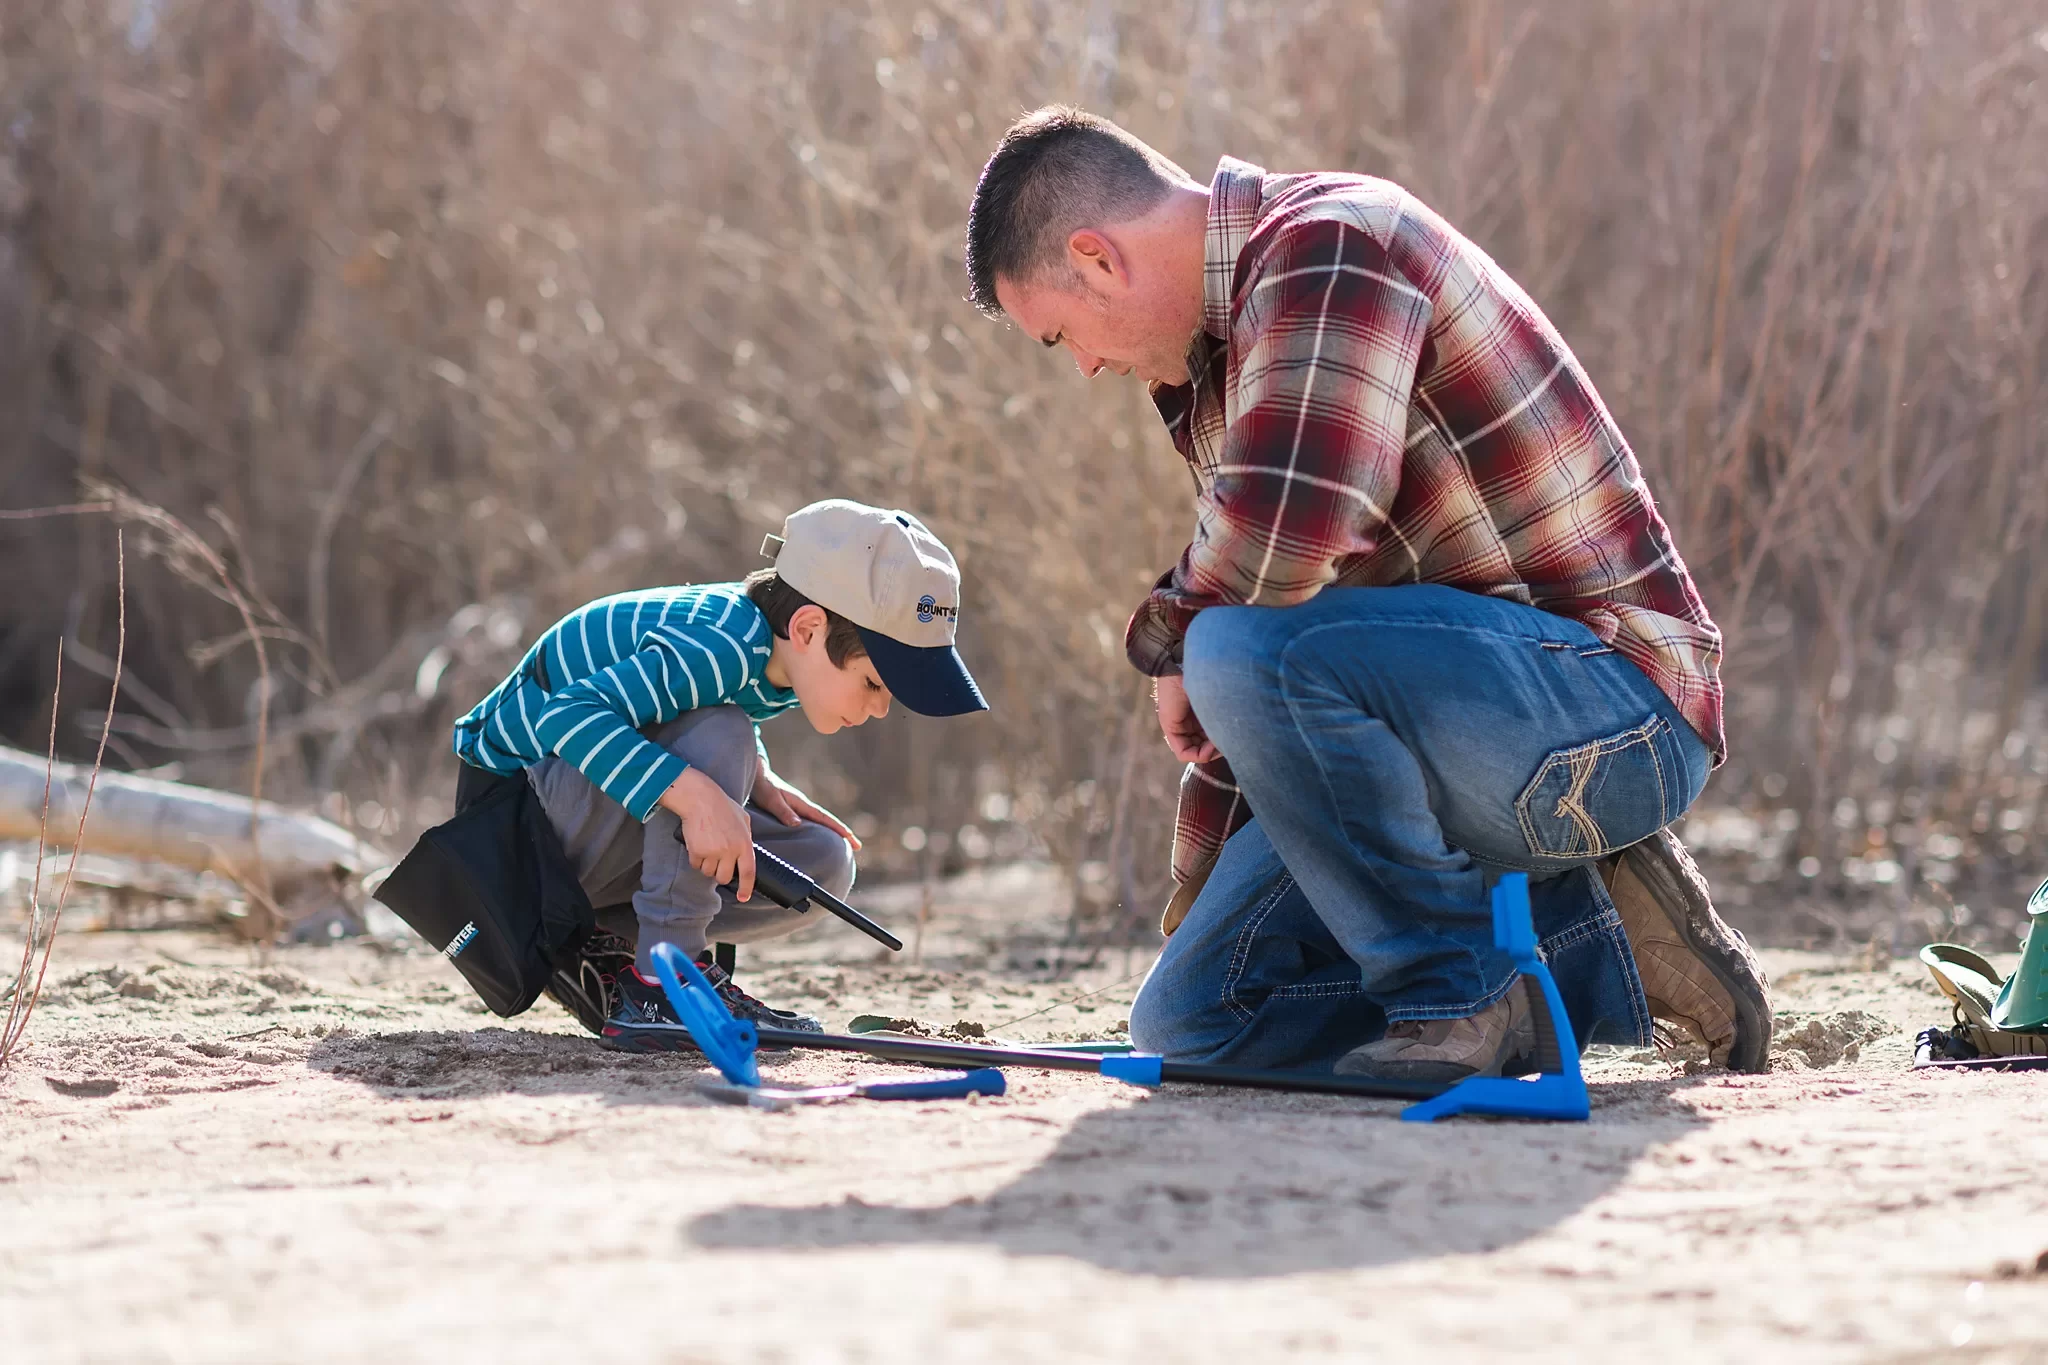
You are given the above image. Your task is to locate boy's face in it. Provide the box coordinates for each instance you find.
[783,606,892,733]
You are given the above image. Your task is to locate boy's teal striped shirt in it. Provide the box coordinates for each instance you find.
[453,584,799,821]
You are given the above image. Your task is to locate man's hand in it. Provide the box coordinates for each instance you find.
[751,763,862,851]
[656,767,757,901]
[1154,673,1220,764]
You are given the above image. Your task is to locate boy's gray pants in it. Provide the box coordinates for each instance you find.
[525,706,855,975]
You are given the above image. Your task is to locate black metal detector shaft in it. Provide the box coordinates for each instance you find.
[752,1025,1448,1102]
[745,844,904,951]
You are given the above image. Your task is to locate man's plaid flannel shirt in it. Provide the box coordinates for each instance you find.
[1130,158,1726,886]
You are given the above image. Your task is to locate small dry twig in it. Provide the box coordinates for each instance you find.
[0,502,115,522]
[0,532,125,1073]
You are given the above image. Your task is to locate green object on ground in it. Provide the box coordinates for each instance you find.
[1993,879,2048,1031]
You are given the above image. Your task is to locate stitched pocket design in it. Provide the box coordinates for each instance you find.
[1515,716,1685,861]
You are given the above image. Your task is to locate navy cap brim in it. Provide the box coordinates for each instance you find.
[854,625,988,718]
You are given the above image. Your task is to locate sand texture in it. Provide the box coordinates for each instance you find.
[6,867,2048,1364]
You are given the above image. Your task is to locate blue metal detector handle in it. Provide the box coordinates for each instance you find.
[647,942,761,1088]
[1399,873,1590,1123]
[857,1069,1007,1100]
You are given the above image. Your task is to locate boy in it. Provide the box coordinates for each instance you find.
[450,498,985,1051]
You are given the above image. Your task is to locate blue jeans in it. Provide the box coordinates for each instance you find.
[1127,586,1712,1070]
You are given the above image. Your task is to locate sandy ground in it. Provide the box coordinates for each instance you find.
[5,864,2048,1364]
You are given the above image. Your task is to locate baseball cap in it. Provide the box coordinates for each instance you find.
[762,499,988,718]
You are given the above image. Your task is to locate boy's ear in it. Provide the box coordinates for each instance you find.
[787,603,827,648]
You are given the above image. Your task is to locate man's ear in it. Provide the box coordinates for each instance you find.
[1066,228,1125,290]
[787,603,827,649]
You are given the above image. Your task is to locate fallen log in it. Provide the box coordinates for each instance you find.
[0,744,385,881]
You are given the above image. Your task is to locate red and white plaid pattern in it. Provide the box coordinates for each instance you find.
[1128,159,1726,885]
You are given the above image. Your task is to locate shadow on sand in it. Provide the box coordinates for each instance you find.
[306,1025,807,1108]
[684,1073,1712,1278]
[310,1028,1715,1278]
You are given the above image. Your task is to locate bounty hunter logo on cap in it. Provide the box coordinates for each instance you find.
[766,500,986,717]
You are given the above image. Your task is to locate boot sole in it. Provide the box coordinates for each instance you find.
[1616,830,1774,1073]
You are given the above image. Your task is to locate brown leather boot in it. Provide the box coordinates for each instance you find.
[1334,979,1537,1084]
[1602,829,1773,1072]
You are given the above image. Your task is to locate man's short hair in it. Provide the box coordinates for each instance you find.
[743,568,867,667]
[964,105,1191,317]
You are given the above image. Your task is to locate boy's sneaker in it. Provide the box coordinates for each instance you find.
[702,959,826,1035]
[546,929,636,1036]
[598,955,824,1054]
[1601,828,1774,1073]
[600,962,697,1053]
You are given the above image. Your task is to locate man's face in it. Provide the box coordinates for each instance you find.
[994,239,1197,387]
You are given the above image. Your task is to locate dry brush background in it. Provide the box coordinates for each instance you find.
[2,0,2045,949]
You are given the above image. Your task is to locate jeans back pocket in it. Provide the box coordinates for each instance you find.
[1515,716,1686,862]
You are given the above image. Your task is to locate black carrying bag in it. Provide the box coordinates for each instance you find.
[372,768,595,1017]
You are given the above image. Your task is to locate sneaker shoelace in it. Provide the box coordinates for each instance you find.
[700,961,799,1020]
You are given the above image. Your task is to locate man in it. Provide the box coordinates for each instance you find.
[964,107,1771,1083]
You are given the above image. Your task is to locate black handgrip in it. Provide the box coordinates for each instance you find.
[746,844,818,910]
[744,844,903,952]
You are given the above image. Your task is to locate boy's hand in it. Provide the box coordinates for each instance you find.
[1154,673,1220,764]
[657,768,756,901]
[752,764,862,851]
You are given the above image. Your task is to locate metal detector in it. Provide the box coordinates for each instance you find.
[649,872,1589,1122]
